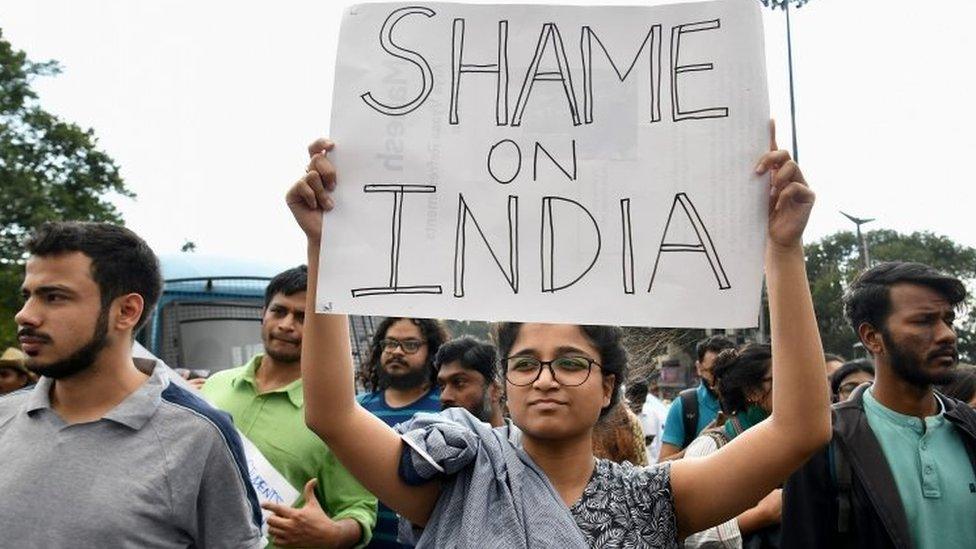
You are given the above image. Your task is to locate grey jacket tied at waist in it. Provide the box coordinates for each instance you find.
[394,407,588,549]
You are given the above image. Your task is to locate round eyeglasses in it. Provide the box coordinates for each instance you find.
[502,355,601,387]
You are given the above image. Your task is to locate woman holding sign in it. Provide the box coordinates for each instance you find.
[286,131,828,548]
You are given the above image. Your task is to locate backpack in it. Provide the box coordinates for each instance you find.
[679,387,700,448]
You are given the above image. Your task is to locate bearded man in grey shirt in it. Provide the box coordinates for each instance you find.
[0,221,262,548]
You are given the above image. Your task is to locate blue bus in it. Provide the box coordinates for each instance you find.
[138,254,376,376]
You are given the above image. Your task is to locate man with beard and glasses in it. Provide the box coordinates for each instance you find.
[202,266,376,548]
[782,261,976,549]
[0,221,262,548]
[434,336,504,427]
[356,317,447,549]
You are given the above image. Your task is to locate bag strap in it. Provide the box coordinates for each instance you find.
[726,415,747,437]
[680,388,700,448]
[703,428,730,449]
[830,438,853,534]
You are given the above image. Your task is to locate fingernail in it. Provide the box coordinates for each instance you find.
[755,162,764,174]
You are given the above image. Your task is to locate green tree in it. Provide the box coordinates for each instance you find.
[806,229,976,362]
[0,30,132,347]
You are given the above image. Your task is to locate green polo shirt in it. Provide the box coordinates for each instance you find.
[203,355,377,548]
[863,387,976,549]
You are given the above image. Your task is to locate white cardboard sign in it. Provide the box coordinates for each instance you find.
[321,0,769,328]
[239,434,301,536]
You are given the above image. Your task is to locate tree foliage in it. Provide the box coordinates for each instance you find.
[806,229,976,362]
[0,30,132,347]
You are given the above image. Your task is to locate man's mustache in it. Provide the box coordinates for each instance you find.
[928,346,958,362]
[17,327,52,343]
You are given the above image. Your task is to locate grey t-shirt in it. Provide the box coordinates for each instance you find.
[0,359,263,548]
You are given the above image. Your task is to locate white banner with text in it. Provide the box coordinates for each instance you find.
[321,0,769,327]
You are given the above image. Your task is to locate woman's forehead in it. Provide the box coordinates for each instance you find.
[510,323,598,356]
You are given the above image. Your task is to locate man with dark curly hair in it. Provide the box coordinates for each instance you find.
[356,317,449,548]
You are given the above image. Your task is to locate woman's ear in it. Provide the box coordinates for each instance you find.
[602,373,616,408]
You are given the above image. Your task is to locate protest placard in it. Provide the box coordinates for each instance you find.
[321,0,769,327]
[239,435,301,537]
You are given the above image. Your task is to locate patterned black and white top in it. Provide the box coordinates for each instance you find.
[396,408,679,548]
[570,459,679,549]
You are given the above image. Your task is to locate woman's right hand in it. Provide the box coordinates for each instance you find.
[286,138,338,242]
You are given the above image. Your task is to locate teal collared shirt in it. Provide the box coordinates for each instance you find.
[863,387,976,549]
[203,355,377,548]
[662,382,722,447]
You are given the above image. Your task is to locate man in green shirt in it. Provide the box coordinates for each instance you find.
[203,266,376,548]
[783,261,976,549]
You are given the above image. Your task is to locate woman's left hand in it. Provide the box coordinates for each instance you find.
[755,122,815,251]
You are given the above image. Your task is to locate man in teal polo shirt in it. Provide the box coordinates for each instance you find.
[659,335,735,460]
[783,261,976,549]
[203,266,376,548]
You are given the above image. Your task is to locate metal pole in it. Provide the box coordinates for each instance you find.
[855,225,866,269]
[861,231,871,269]
[785,1,800,162]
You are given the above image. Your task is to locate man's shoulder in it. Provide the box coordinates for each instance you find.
[940,391,976,432]
[417,388,442,410]
[205,365,247,386]
[356,390,382,407]
[156,382,240,446]
[664,395,684,415]
[0,386,32,423]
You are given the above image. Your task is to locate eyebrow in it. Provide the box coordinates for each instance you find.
[269,304,306,313]
[439,372,473,382]
[555,345,592,356]
[509,345,592,357]
[906,308,953,318]
[22,284,77,296]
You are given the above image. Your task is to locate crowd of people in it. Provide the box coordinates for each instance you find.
[0,134,974,549]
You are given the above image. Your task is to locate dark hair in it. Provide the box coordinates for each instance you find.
[624,379,649,415]
[824,353,846,364]
[696,335,736,363]
[829,359,876,398]
[939,365,976,403]
[434,336,499,384]
[492,322,628,417]
[264,265,308,307]
[843,261,967,338]
[364,317,450,392]
[713,343,772,414]
[25,221,162,330]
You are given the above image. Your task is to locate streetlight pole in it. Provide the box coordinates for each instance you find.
[785,1,799,162]
[840,211,875,270]
[761,0,814,161]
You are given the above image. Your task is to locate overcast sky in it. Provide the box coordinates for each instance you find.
[3,0,975,267]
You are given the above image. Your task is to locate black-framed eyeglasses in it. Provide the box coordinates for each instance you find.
[502,355,601,387]
[380,338,426,354]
